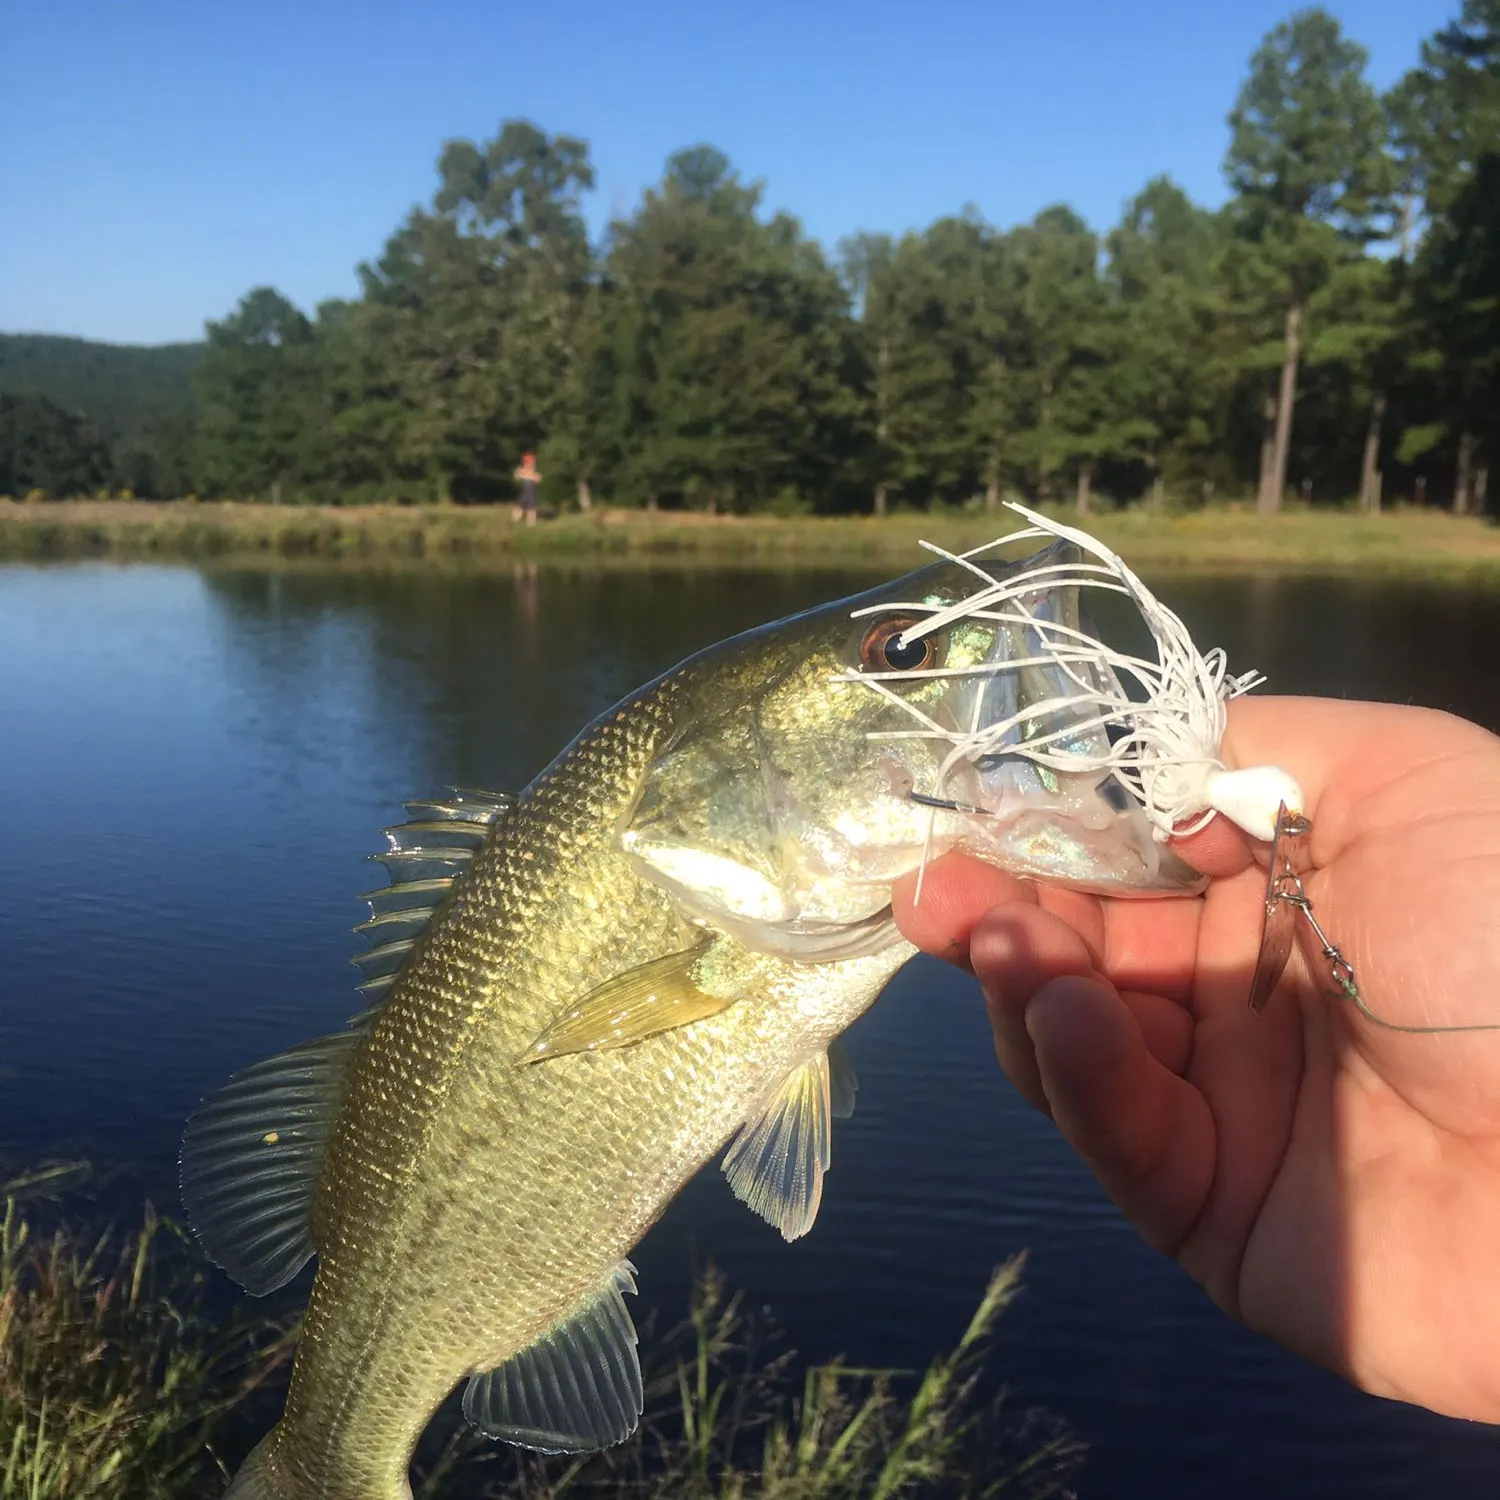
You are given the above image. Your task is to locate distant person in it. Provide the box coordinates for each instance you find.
[513,453,541,526]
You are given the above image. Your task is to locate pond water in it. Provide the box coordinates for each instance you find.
[3,561,1500,1497]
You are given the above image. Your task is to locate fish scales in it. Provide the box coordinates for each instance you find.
[191,538,1214,1500]
[263,662,906,1497]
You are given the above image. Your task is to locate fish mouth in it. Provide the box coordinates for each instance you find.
[904,782,1205,898]
[907,764,1138,821]
[699,901,900,963]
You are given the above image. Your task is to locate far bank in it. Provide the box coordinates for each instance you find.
[1,501,1498,582]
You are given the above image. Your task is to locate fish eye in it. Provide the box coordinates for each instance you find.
[860,616,937,673]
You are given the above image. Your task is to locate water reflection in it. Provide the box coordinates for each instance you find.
[197,566,871,795]
[2,560,1499,1500]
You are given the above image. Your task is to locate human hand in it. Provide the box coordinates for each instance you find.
[892,697,1500,1422]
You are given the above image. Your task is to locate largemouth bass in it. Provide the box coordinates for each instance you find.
[184,534,1210,1500]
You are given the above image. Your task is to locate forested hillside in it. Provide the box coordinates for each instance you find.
[3,3,1496,514]
[0,335,200,496]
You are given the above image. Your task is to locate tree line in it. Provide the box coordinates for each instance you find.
[0,337,201,500]
[6,3,1497,517]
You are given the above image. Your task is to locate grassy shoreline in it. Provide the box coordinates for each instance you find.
[1,1181,1082,1499]
[1,499,1499,580]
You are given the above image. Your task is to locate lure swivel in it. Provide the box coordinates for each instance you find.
[1250,802,1496,1035]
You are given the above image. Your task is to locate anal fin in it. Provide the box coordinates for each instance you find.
[722,1051,832,1242]
[463,1262,642,1453]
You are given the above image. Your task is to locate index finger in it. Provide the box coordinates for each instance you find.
[894,852,1210,1006]
[890,857,1036,971]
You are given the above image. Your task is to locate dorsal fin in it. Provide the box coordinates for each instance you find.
[353,788,514,1005]
[181,1029,361,1294]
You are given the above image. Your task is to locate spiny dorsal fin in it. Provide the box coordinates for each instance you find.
[181,788,515,1296]
[180,1030,361,1295]
[353,787,514,1004]
[463,1262,642,1453]
[722,1051,833,1242]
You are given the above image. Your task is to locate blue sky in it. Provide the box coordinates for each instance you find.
[0,0,1452,346]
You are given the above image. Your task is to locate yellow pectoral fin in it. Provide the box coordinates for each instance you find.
[522,937,737,1063]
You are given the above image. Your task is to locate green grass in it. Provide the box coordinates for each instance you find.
[414,1260,1082,1500]
[0,1196,293,1500]
[0,1187,1081,1500]
[1,498,1498,582]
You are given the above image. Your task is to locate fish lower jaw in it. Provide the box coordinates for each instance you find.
[730,906,901,962]
[947,809,1202,896]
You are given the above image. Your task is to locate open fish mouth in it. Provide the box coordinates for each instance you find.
[843,531,1253,837]
[903,774,1206,898]
[832,506,1270,897]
